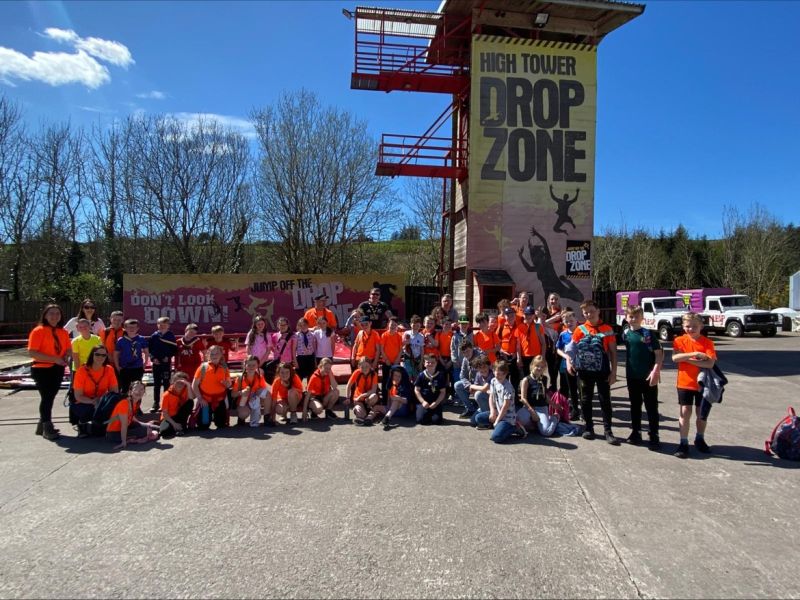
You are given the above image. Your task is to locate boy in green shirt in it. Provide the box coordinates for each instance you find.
[621,305,663,450]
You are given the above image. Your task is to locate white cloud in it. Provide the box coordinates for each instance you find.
[171,112,256,139]
[0,47,110,88]
[0,27,132,88]
[136,90,166,100]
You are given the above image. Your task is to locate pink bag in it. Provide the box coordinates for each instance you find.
[548,390,571,423]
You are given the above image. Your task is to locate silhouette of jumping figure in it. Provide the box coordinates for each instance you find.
[518,226,582,302]
[550,185,579,235]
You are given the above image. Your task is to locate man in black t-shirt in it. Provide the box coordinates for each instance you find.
[359,287,394,330]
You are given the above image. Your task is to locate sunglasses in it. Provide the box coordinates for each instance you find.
[84,305,96,309]
[94,353,107,357]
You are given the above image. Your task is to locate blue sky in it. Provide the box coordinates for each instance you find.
[1,0,798,238]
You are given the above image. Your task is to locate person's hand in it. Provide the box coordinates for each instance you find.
[422,401,430,410]
[647,368,660,386]
[608,372,617,385]
[567,362,576,376]
[56,357,68,367]
[224,377,232,389]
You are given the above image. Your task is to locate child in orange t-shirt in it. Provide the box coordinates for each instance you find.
[191,346,232,431]
[159,372,193,439]
[106,381,159,450]
[379,316,404,402]
[346,357,381,426]
[272,362,304,424]
[231,355,271,428]
[671,312,717,459]
[306,358,340,420]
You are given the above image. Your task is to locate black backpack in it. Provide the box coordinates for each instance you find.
[92,391,126,435]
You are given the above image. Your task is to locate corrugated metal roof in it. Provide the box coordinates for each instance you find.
[355,6,443,39]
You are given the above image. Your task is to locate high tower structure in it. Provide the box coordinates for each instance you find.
[347,0,644,315]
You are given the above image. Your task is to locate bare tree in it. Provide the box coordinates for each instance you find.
[630,228,667,290]
[131,114,251,273]
[592,224,634,291]
[251,90,392,273]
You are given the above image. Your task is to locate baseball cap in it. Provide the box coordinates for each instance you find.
[503,307,515,315]
[360,315,371,324]
[523,306,536,316]
[458,314,469,323]
[314,293,328,300]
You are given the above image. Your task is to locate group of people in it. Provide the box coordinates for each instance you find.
[27,288,718,458]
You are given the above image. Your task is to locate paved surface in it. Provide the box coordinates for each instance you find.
[0,333,798,599]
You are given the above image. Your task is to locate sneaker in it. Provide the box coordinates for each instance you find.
[569,409,581,422]
[263,416,275,427]
[353,417,365,426]
[674,443,689,459]
[149,406,160,414]
[582,429,596,440]
[289,413,298,424]
[309,412,318,420]
[627,431,643,445]
[695,437,712,454]
[648,436,661,451]
[325,409,338,420]
[605,431,621,446]
[458,411,474,419]
[476,423,492,430]
[363,417,374,427]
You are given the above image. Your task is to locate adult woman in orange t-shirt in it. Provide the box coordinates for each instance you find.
[72,346,119,437]
[27,304,71,440]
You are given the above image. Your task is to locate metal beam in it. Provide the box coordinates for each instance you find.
[472,8,600,36]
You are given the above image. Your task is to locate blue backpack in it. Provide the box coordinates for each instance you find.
[574,325,611,374]
[766,407,800,461]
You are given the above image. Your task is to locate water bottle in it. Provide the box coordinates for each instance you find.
[249,396,261,427]
[200,404,210,427]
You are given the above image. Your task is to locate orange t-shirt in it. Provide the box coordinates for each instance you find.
[422,330,440,358]
[517,322,543,358]
[380,331,404,365]
[102,326,125,356]
[307,369,332,397]
[353,329,380,361]
[106,399,135,433]
[474,330,500,363]
[303,307,338,329]
[231,371,268,395]
[73,364,117,399]
[271,374,303,401]
[161,386,190,419]
[438,330,452,359]
[347,370,377,396]
[570,320,616,353]
[28,325,71,368]
[673,334,717,391]
[194,362,230,397]
[498,321,519,355]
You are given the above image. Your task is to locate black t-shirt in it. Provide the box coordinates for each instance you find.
[359,300,390,329]
[523,375,549,408]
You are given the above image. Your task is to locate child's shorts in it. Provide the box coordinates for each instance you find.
[677,388,712,420]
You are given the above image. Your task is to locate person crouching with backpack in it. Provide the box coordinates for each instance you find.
[159,372,193,439]
[567,299,621,445]
[72,346,119,438]
[346,357,382,426]
[191,345,232,431]
[106,381,159,450]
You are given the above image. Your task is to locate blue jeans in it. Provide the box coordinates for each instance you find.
[475,391,490,413]
[454,380,477,414]
[471,411,516,443]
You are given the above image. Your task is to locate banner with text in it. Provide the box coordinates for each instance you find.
[123,274,405,333]
[468,36,596,305]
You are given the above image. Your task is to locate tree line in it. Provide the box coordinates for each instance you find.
[1,92,796,308]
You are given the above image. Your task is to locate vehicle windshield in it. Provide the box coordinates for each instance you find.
[720,296,754,308]
[652,298,685,312]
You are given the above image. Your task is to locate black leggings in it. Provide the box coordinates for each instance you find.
[559,370,580,413]
[197,401,228,430]
[31,365,64,422]
[159,401,194,439]
[627,377,659,437]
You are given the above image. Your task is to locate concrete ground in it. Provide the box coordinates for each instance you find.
[0,333,798,599]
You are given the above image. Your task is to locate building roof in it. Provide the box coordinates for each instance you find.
[473,269,515,285]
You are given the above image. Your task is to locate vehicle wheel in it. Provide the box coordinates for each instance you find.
[761,326,777,337]
[658,323,672,341]
[726,320,743,337]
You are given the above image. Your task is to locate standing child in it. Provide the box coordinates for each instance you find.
[245,315,273,381]
[402,315,425,378]
[473,313,500,364]
[231,356,271,428]
[149,316,178,413]
[471,360,517,443]
[567,300,620,445]
[556,310,581,422]
[351,316,381,372]
[205,325,236,365]
[176,324,205,383]
[346,357,382,426]
[671,312,717,459]
[450,315,473,375]
[379,316,404,402]
[102,311,125,368]
[271,317,296,376]
[312,316,335,364]
[413,354,447,425]
[114,319,150,396]
[306,358,340,420]
[191,345,232,431]
[622,305,663,450]
[71,318,103,370]
[294,318,317,383]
